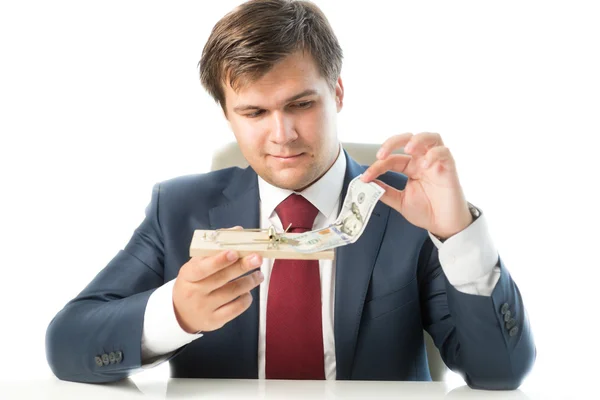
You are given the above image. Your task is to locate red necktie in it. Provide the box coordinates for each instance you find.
[265,194,325,379]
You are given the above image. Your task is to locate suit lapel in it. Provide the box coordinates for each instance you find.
[208,167,260,232]
[208,167,261,377]
[334,152,390,379]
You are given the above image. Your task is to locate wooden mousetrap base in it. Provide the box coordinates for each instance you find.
[189,229,334,260]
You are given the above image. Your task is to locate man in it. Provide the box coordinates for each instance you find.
[46,0,535,389]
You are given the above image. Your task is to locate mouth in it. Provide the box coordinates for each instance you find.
[269,153,304,161]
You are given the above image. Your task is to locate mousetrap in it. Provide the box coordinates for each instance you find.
[189,226,335,260]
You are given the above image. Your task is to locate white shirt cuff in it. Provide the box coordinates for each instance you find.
[428,207,500,296]
[141,279,203,364]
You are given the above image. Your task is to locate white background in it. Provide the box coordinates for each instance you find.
[1,0,599,393]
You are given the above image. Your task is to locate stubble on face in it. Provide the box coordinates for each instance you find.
[264,148,336,192]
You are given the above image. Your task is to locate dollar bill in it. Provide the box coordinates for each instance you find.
[292,175,385,253]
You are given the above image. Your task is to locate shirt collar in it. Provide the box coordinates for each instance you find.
[258,144,346,220]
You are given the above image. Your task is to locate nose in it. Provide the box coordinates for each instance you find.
[268,111,298,145]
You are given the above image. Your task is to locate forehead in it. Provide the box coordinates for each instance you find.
[224,52,328,107]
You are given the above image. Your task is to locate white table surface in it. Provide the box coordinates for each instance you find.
[0,378,576,400]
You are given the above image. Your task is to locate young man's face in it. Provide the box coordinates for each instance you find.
[223,51,344,191]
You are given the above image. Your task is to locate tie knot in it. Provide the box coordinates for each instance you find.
[275,194,318,233]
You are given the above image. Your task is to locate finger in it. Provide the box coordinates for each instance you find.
[373,179,405,211]
[181,250,240,282]
[403,132,444,157]
[222,226,244,230]
[203,253,263,292]
[376,133,413,160]
[212,292,254,324]
[209,270,264,308]
[361,154,413,182]
[421,146,454,171]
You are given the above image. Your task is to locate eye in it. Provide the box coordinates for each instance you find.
[291,101,314,109]
[245,110,265,118]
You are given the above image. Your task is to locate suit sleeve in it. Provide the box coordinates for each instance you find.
[418,237,536,390]
[45,183,170,383]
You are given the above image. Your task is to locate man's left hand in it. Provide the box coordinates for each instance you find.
[361,132,473,240]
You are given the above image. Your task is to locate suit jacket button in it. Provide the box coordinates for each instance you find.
[500,303,510,314]
[109,352,116,364]
[115,351,123,363]
[95,356,103,367]
[509,326,519,337]
[506,318,517,330]
[503,310,512,322]
[101,353,110,366]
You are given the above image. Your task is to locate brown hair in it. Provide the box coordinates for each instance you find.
[199,0,343,110]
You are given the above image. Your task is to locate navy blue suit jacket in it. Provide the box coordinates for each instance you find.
[46,151,535,389]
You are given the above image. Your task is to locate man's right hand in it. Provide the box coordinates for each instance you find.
[173,249,264,334]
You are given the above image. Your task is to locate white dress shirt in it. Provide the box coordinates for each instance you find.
[141,146,501,378]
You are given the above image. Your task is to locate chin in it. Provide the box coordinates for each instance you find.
[267,169,315,191]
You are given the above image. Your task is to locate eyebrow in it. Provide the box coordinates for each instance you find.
[232,89,318,113]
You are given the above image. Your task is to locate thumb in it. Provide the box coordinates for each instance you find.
[223,226,244,231]
[374,179,404,212]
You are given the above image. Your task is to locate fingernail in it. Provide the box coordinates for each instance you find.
[421,159,429,168]
[227,251,238,261]
[251,255,262,267]
[256,271,264,280]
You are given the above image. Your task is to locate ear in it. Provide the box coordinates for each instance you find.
[335,76,344,112]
